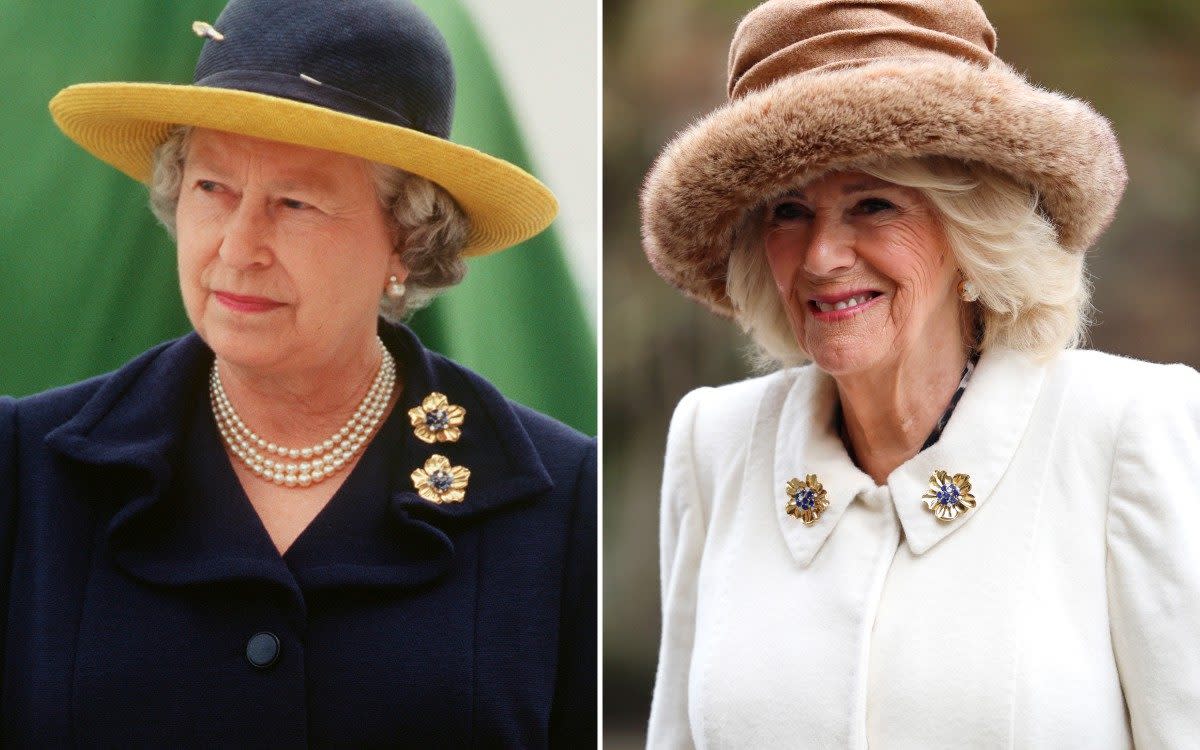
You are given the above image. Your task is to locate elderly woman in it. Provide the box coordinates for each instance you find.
[641,0,1199,747]
[0,0,594,745]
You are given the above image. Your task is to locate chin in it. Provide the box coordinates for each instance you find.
[199,320,289,372]
[805,338,888,376]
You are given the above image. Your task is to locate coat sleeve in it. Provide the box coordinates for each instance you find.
[646,389,709,749]
[0,397,17,715]
[549,439,597,747]
[1106,363,1200,748]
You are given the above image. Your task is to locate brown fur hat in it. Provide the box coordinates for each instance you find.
[641,0,1127,317]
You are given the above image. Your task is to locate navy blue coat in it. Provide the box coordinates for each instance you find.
[0,323,595,747]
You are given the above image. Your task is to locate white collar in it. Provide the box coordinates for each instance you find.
[758,348,1048,567]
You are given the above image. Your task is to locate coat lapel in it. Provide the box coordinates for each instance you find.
[42,323,553,593]
[770,367,875,567]
[109,395,303,594]
[382,323,553,525]
[292,323,554,591]
[44,335,211,579]
[887,348,1047,553]
[771,348,1047,566]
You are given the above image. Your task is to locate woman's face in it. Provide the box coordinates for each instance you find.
[762,171,962,375]
[176,128,405,375]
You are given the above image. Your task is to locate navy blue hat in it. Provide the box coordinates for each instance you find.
[195,0,455,139]
[49,0,557,256]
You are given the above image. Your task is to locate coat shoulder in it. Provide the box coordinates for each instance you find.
[509,399,596,499]
[423,348,595,493]
[673,366,811,461]
[14,374,109,437]
[10,338,178,441]
[1052,347,1196,384]
[509,400,594,459]
[1047,349,1200,415]
[1039,349,1200,463]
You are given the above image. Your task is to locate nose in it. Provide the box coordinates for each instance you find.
[801,215,856,278]
[218,197,274,269]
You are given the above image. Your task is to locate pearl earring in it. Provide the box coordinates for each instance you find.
[958,278,979,303]
[386,275,406,300]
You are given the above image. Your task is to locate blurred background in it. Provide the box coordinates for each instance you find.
[0,0,596,435]
[603,0,1200,746]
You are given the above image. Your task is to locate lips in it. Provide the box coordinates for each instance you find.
[806,289,883,319]
[808,289,881,311]
[213,290,284,313]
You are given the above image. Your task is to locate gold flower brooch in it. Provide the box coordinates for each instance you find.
[408,392,465,444]
[785,474,830,526]
[411,454,470,504]
[922,470,976,522]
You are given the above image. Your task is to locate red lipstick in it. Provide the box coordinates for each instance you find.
[806,290,883,321]
[213,291,284,313]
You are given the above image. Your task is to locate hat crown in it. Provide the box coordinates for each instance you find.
[728,0,998,99]
[194,0,454,138]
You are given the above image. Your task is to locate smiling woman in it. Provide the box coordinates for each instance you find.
[728,158,1085,373]
[759,173,958,376]
[638,0,1200,746]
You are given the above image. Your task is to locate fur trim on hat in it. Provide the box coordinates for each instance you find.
[641,58,1127,317]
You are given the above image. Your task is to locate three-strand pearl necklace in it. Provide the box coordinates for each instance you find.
[210,337,397,488]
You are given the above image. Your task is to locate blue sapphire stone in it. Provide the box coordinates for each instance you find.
[430,470,453,492]
[425,409,450,431]
[936,483,960,506]
[793,489,816,510]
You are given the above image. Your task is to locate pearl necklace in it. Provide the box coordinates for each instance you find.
[209,337,396,488]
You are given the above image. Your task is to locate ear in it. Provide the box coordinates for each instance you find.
[387,252,410,284]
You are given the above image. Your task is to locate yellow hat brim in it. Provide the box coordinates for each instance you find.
[49,82,558,257]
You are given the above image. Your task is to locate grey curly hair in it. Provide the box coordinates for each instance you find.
[148,125,470,320]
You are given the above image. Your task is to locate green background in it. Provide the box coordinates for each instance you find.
[0,1,596,436]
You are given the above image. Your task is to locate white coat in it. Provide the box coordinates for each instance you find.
[647,347,1200,749]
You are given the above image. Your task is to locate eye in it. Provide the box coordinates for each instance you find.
[770,200,811,222]
[196,179,221,193]
[854,197,895,214]
[280,197,313,211]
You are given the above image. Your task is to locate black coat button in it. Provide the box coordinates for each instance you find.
[246,631,281,669]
